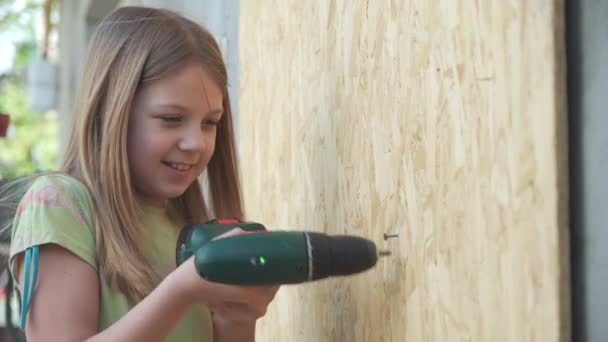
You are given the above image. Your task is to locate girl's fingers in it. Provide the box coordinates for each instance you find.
[213,227,246,240]
[252,285,280,300]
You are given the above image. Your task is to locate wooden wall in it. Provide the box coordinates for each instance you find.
[239,1,569,341]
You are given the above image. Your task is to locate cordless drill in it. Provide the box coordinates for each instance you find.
[176,219,384,285]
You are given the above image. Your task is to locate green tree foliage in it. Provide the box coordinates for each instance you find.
[0,0,59,180]
[0,84,58,179]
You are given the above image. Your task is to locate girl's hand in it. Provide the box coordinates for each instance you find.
[209,284,279,325]
[209,228,280,323]
[170,228,280,323]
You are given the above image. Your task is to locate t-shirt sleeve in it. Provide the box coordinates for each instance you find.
[9,174,97,286]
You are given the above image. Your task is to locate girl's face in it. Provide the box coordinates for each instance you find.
[128,63,224,207]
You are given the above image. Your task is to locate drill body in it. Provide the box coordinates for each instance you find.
[176,220,380,286]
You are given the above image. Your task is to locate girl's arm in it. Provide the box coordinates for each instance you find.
[17,244,193,342]
[18,229,278,341]
[18,244,277,342]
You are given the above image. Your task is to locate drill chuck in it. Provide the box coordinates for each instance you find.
[306,232,378,280]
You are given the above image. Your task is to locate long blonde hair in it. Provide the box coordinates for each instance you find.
[60,6,243,302]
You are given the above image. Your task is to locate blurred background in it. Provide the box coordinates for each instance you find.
[0,0,59,179]
[0,1,606,342]
[1,1,59,338]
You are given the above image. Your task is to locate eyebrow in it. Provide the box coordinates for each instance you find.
[155,103,223,116]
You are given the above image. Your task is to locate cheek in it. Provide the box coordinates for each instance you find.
[128,142,151,176]
[205,133,217,156]
[133,130,175,156]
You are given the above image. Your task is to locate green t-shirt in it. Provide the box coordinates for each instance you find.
[9,174,212,341]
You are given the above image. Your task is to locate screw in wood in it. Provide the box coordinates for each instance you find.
[378,250,392,257]
[383,233,399,240]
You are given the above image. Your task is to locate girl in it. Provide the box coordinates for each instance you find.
[4,6,277,342]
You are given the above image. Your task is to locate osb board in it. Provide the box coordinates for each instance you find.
[239,1,569,341]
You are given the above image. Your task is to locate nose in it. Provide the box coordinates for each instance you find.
[177,126,207,152]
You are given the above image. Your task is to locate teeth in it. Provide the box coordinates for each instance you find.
[169,163,192,171]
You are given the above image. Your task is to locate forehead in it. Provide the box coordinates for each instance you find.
[133,63,223,112]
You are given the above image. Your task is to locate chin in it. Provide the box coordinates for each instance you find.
[163,186,191,199]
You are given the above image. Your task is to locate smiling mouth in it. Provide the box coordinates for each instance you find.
[163,162,194,171]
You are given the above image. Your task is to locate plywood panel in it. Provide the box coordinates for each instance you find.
[239,1,569,341]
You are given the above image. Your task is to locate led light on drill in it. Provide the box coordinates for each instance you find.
[248,256,267,266]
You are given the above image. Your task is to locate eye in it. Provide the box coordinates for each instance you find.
[159,115,183,123]
[202,119,220,127]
